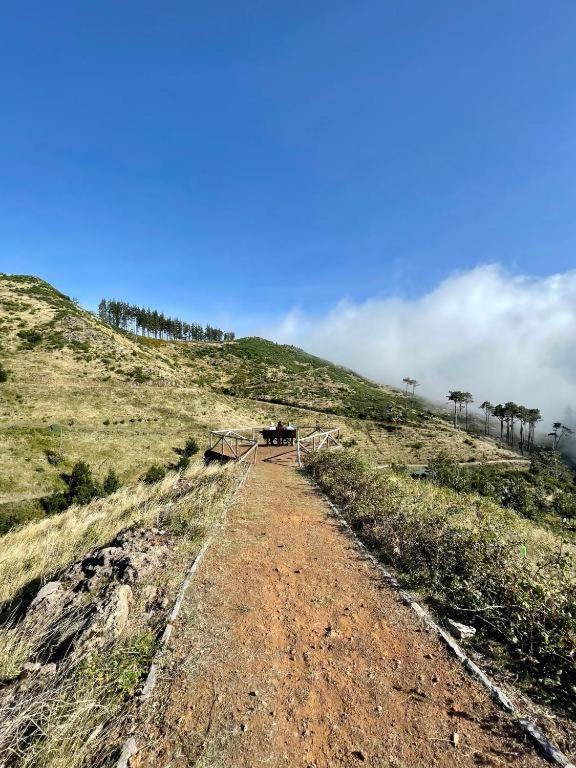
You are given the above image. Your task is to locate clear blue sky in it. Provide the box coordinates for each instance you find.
[1,1,575,329]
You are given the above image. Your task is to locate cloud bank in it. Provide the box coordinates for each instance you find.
[268,265,576,430]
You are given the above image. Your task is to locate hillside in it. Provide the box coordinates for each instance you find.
[0,274,518,521]
[0,274,573,767]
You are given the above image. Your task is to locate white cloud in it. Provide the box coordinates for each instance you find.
[266,265,576,430]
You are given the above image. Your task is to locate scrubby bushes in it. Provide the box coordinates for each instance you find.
[43,461,121,514]
[143,436,200,482]
[45,449,63,466]
[183,437,199,457]
[0,363,8,383]
[143,465,166,485]
[16,328,42,347]
[304,449,576,715]
[102,469,121,495]
[426,451,576,526]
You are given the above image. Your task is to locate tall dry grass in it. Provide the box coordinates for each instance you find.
[0,460,242,767]
[0,461,239,608]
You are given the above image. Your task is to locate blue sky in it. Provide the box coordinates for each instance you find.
[1,1,575,331]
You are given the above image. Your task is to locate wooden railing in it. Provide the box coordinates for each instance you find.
[205,425,341,466]
[296,427,341,467]
[206,429,258,464]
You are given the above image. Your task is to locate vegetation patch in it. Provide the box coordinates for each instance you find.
[304,449,576,717]
[426,451,576,532]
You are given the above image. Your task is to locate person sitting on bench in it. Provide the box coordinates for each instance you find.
[276,420,285,445]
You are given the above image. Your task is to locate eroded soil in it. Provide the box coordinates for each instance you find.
[138,448,547,767]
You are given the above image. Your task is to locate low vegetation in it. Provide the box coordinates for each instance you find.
[426,450,576,530]
[42,461,121,515]
[0,461,238,607]
[0,460,240,766]
[304,449,576,716]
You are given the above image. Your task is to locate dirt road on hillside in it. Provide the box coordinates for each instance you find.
[138,448,547,768]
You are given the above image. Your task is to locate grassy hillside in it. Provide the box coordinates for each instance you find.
[0,274,518,520]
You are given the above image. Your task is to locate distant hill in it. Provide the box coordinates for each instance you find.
[0,274,518,522]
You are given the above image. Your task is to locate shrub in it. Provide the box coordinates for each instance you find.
[42,491,68,515]
[128,366,151,384]
[102,469,121,495]
[0,363,8,383]
[176,456,190,472]
[183,437,199,457]
[143,465,166,485]
[42,461,99,514]
[17,328,43,346]
[66,461,99,506]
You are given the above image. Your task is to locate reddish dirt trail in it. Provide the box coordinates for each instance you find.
[139,448,546,768]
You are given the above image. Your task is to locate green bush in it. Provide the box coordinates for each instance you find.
[42,461,121,514]
[426,450,576,526]
[102,469,121,495]
[128,366,151,384]
[0,363,8,383]
[176,455,190,472]
[66,461,99,505]
[143,465,166,485]
[304,449,576,715]
[17,328,43,346]
[183,437,199,457]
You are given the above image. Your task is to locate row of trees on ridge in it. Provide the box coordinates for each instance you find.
[98,299,235,342]
[447,390,574,454]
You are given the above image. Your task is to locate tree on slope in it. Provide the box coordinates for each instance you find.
[548,422,574,451]
[462,392,474,430]
[479,401,493,435]
[411,379,420,396]
[504,402,520,447]
[526,408,542,452]
[402,377,412,393]
[447,390,464,429]
[492,404,506,441]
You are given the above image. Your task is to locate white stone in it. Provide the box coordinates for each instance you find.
[446,619,476,640]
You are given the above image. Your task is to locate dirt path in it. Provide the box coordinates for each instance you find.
[139,449,546,768]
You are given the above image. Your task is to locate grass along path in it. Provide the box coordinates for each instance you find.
[137,449,546,768]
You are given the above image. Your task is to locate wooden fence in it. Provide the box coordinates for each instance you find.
[296,427,341,467]
[206,429,258,465]
[205,425,341,466]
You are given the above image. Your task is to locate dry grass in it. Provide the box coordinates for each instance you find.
[0,459,242,767]
[0,461,239,608]
[0,273,519,506]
